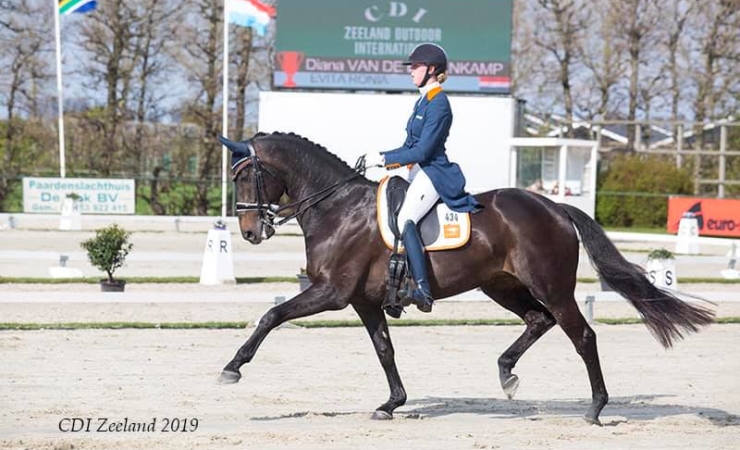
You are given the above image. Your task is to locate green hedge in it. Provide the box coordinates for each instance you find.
[596,154,693,227]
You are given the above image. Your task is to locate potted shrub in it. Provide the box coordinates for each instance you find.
[80,224,133,292]
[645,247,677,289]
[647,248,675,261]
[297,267,312,292]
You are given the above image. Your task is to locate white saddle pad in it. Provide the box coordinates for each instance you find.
[376,176,471,251]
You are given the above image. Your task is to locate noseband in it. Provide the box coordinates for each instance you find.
[231,140,366,232]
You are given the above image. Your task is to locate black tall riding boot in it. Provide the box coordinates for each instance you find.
[402,220,434,313]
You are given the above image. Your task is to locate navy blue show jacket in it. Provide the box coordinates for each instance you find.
[382,87,480,213]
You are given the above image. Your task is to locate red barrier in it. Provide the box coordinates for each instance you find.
[667,197,740,237]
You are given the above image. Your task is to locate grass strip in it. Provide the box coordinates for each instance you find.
[0,321,250,330]
[581,277,738,284]
[0,276,298,284]
[578,277,740,284]
[1,317,738,331]
[604,227,667,235]
[675,277,740,284]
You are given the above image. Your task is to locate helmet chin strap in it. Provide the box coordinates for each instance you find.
[418,65,434,88]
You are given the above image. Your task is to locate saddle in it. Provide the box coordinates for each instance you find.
[377,176,472,318]
[376,176,471,251]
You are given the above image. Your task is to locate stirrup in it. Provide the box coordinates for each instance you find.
[383,304,404,319]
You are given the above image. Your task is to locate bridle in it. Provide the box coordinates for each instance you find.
[230,141,280,232]
[231,140,367,233]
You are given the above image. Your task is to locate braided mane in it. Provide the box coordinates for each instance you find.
[256,131,358,174]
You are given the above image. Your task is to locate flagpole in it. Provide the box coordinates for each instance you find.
[220,2,230,219]
[54,0,67,178]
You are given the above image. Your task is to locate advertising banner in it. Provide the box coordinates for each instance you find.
[23,177,136,214]
[667,197,740,238]
[273,0,512,93]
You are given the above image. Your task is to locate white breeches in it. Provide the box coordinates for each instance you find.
[397,167,440,227]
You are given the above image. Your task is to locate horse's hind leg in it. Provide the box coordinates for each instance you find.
[480,278,556,399]
[352,303,407,420]
[218,283,348,383]
[549,296,608,425]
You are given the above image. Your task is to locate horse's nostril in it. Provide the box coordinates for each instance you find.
[243,231,254,241]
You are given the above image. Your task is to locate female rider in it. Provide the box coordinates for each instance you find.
[364,43,482,313]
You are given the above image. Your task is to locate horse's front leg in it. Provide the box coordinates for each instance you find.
[352,303,407,420]
[218,282,348,383]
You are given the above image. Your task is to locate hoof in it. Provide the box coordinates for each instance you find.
[217,370,242,384]
[502,374,520,400]
[583,415,602,426]
[371,410,394,420]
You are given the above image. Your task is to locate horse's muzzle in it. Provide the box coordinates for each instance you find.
[242,224,275,244]
[242,230,262,244]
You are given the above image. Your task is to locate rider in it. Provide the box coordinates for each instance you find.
[364,43,482,313]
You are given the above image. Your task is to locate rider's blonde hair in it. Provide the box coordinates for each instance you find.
[437,72,448,84]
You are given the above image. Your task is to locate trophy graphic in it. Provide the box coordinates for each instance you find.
[276,51,305,88]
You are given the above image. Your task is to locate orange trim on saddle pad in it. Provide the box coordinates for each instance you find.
[375,176,471,252]
[375,175,389,229]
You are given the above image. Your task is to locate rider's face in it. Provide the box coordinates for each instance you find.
[409,63,430,87]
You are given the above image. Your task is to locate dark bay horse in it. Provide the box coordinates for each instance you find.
[217,131,714,425]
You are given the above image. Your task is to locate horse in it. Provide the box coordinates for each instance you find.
[216,131,714,425]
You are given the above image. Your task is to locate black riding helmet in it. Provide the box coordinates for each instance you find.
[403,43,447,87]
[403,43,448,74]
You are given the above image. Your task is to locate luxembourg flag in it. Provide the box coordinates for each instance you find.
[225,0,276,36]
[59,0,97,15]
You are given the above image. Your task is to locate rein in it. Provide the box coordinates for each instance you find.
[232,142,366,230]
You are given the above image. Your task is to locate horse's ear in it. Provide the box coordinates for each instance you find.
[218,135,239,152]
[218,135,252,159]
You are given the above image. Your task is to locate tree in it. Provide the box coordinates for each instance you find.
[126,0,181,175]
[175,0,225,215]
[232,26,253,141]
[121,0,182,215]
[0,1,54,207]
[688,0,740,193]
[660,0,696,126]
[691,0,740,127]
[512,0,545,105]
[608,0,662,148]
[532,0,588,136]
[0,1,15,29]
[78,0,139,175]
[577,0,626,121]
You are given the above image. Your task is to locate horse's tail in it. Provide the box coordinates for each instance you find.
[559,203,715,348]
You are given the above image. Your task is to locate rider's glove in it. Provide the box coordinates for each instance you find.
[363,152,385,168]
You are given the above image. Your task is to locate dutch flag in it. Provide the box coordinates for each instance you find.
[225,0,276,36]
